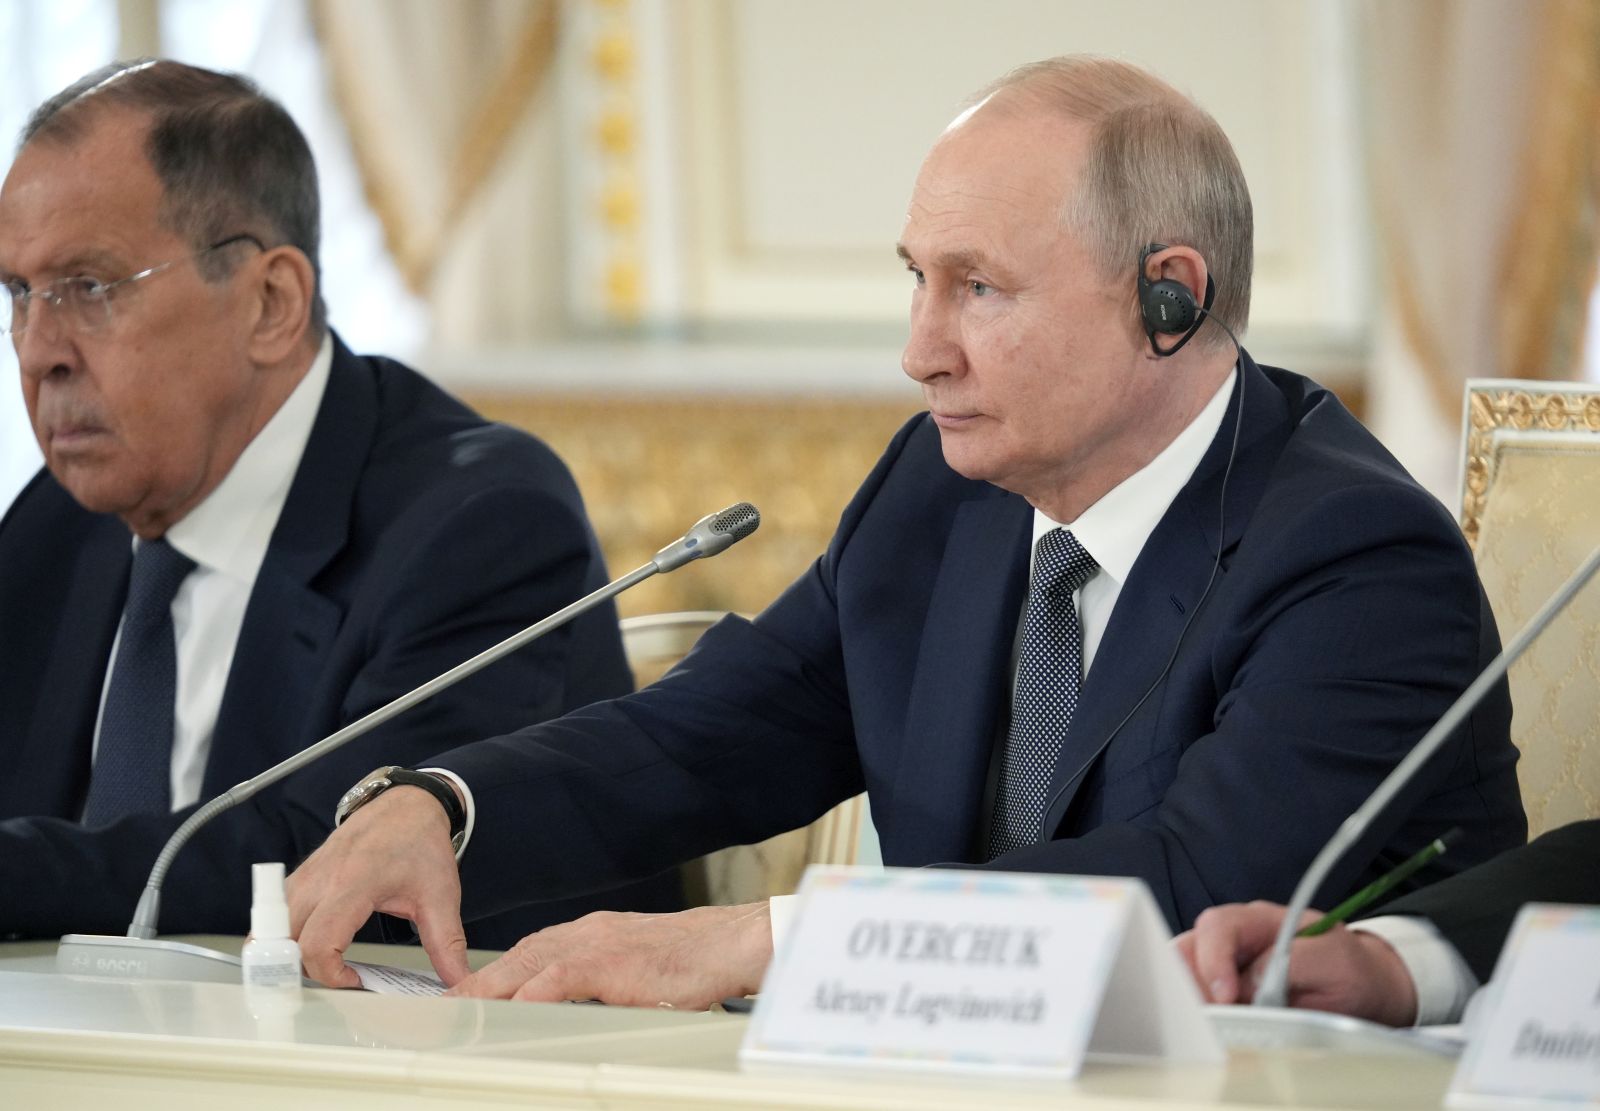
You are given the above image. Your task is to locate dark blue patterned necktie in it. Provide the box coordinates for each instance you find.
[81,538,197,828]
[987,527,1099,860]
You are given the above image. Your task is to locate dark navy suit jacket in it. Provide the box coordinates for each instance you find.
[0,336,679,943]
[437,353,1526,931]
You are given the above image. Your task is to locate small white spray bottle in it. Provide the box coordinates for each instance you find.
[241,862,303,995]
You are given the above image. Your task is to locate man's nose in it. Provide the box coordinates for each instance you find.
[901,295,963,384]
[13,302,75,381]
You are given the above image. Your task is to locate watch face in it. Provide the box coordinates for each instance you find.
[337,767,398,819]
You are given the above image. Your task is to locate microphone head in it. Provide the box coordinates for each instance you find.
[654,502,761,572]
[704,502,761,545]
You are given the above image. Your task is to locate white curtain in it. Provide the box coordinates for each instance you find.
[0,0,116,517]
[309,0,565,347]
[1363,0,1600,500]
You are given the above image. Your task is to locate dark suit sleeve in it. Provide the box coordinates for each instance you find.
[436,422,930,922]
[0,480,626,938]
[983,480,1509,929]
[1371,820,1600,982]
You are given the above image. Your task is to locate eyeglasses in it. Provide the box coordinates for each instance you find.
[1,233,265,338]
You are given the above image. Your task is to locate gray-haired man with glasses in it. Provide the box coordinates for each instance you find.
[0,59,681,943]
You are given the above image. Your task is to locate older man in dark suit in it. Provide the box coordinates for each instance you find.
[0,60,679,943]
[287,55,1524,1005]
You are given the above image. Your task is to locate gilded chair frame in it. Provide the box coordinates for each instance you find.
[1459,378,1600,837]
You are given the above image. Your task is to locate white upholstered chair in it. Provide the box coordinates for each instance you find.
[618,612,869,906]
[1460,380,1600,838]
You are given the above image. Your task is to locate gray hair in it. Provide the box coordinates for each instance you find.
[22,59,327,335]
[974,56,1253,344]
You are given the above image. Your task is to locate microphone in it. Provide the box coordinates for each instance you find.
[651,503,761,572]
[1216,539,1600,1046]
[55,503,761,983]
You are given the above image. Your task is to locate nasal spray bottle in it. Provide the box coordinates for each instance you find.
[242,862,303,996]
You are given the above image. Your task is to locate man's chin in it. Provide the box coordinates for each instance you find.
[934,433,1000,486]
[49,462,136,518]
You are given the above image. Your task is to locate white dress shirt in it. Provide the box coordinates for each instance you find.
[1349,915,1481,1025]
[772,371,1239,947]
[1028,370,1236,677]
[90,337,333,811]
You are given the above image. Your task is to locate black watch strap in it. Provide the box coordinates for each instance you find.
[388,768,467,840]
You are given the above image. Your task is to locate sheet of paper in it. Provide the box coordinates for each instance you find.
[348,960,445,996]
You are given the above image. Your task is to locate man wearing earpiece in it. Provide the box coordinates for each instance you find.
[288,55,1525,1007]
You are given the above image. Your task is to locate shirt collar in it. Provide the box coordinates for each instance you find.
[163,336,334,583]
[1032,368,1237,586]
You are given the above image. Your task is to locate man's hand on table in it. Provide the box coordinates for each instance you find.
[446,902,774,1009]
[288,785,470,989]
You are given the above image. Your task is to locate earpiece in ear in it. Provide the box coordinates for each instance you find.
[1138,243,1198,335]
[1138,243,1216,358]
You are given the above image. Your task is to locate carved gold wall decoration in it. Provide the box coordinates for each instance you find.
[595,109,636,155]
[466,392,924,618]
[592,28,635,80]
[582,0,645,323]
[603,257,644,315]
[599,180,641,228]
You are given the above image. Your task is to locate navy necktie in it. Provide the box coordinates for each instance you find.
[987,527,1099,860]
[82,538,197,828]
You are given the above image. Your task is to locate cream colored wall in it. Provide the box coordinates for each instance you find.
[423,0,1371,399]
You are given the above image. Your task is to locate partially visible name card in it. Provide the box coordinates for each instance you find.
[740,866,1221,1078]
[1450,904,1600,1107]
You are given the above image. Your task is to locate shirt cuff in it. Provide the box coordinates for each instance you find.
[1349,915,1479,1025]
[769,893,800,950]
[419,767,476,861]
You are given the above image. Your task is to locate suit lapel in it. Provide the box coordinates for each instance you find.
[1040,356,1288,831]
[1039,493,1222,826]
[205,339,375,792]
[10,516,130,817]
[885,492,1032,864]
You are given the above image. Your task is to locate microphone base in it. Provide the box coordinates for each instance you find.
[56,933,242,984]
[1206,1004,1460,1058]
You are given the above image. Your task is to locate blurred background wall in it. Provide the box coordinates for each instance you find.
[3,0,1598,620]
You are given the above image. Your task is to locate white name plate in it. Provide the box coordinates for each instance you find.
[740,866,1222,1078]
[1450,904,1600,1107]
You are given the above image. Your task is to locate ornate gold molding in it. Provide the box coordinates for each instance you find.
[1462,382,1600,549]
[586,0,646,321]
[466,392,923,617]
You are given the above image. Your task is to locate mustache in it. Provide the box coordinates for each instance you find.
[33,394,110,434]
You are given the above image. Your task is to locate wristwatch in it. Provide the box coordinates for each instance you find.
[335,765,467,852]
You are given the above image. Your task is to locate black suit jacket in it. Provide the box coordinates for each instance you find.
[1378,820,1600,981]
[0,336,679,944]
[436,353,1526,931]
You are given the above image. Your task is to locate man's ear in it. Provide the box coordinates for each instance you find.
[1146,243,1209,306]
[246,245,315,363]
